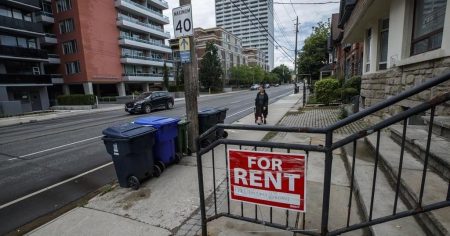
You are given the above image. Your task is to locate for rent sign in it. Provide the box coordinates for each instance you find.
[227,149,306,212]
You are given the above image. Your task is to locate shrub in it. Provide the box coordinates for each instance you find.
[314,78,340,105]
[338,106,348,119]
[57,94,95,105]
[339,76,362,102]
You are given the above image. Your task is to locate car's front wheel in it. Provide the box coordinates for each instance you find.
[143,104,152,114]
[166,101,174,110]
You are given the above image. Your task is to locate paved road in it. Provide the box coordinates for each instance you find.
[0,85,295,234]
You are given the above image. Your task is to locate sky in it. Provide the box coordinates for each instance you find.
[162,0,340,70]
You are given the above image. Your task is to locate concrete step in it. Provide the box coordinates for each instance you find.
[422,116,450,139]
[389,125,450,181]
[342,140,426,236]
[366,133,450,236]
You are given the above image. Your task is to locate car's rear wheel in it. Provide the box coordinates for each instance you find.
[166,101,174,110]
[143,104,152,114]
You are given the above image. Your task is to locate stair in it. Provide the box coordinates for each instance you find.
[342,140,426,236]
[389,125,450,181]
[422,116,450,139]
[365,133,450,236]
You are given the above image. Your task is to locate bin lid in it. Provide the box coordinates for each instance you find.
[198,108,219,117]
[134,116,181,128]
[102,123,156,139]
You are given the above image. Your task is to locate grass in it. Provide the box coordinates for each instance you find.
[262,131,278,141]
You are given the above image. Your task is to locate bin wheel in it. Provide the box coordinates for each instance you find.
[222,131,228,138]
[143,104,152,114]
[127,176,140,190]
[153,165,162,177]
[174,153,182,164]
[156,161,166,171]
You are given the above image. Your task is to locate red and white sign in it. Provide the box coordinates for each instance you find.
[227,149,307,212]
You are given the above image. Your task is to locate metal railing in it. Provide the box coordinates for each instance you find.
[120,54,173,63]
[119,35,170,48]
[119,0,169,20]
[117,16,170,36]
[195,72,450,236]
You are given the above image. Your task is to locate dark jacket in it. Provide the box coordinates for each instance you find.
[255,92,269,117]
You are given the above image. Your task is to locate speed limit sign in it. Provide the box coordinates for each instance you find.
[172,4,193,38]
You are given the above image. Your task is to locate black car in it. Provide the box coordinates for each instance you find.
[125,91,174,114]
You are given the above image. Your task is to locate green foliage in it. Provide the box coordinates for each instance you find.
[271,64,290,83]
[175,65,184,91]
[314,78,340,105]
[57,94,95,105]
[338,106,349,119]
[297,22,330,81]
[338,76,362,103]
[230,65,271,86]
[163,62,169,89]
[199,42,223,91]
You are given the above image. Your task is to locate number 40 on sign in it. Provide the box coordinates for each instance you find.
[172,4,193,38]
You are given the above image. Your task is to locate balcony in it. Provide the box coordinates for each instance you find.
[50,74,64,84]
[120,55,173,67]
[118,36,171,53]
[148,0,169,10]
[0,74,52,85]
[0,45,48,61]
[40,33,58,45]
[115,0,170,24]
[36,11,55,24]
[0,15,44,36]
[122,73,174,82]
[4,0,40,11]
[116,16,170,39]
[47,54,61,64]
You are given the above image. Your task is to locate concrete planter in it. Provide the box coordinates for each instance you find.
[116,96,135,104]
[51,105,96,110]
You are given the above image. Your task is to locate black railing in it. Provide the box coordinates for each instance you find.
[0,74,52,84]
[0,15,43,33]
[196,72,450,236]
[0,45,48,59]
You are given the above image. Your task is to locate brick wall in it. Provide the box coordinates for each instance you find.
[361,56,450,124]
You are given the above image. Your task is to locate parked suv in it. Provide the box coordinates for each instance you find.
[125,91,174,114]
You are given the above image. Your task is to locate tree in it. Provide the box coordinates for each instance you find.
[175,64,184,91]
[163,62,169,90]
[199,42,223,92]
[272,64,290,83]
[297,21,330,81]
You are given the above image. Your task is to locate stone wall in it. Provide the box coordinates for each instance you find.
[361,56,450,124]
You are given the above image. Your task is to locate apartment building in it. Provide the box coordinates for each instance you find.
[45,0,173,97]
[215,0,274,70]
[0,0,51,113]
[243,47,266,69]
[169,27,247,84]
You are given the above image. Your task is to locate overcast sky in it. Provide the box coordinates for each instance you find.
[163,0,339,69]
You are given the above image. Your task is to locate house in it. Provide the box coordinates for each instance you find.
[339,0,450,123]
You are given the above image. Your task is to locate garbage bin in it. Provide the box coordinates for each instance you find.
[134,116,181,169]
[198,108,228,147]
[177,118,190,155]
[102,123,158,190]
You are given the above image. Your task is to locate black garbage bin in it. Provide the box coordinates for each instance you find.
[102,123,159,190]
[198,108,228,147]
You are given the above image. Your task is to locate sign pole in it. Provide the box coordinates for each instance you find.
[174,1,199,153]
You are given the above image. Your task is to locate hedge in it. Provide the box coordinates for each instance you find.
[314,78,340,105]
[57,94,95,105]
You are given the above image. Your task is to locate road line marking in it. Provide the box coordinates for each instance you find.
[19,136,103,158]
[0,162,113,210]
[7,158,17,161]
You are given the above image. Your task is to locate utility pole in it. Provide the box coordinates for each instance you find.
[179,0,199,152]
[294,16,299,84]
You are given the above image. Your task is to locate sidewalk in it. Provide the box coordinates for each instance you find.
[0,90,246,128]
[26,93,303,236]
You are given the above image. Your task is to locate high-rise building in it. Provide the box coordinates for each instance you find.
[50,0,173,97]
[215,0,274,70]
[0,0,51,113]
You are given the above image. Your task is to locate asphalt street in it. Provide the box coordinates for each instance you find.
[0,85,295,234]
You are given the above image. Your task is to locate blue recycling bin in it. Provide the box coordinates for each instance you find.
[134,116,181,168]
[102,123,158,190]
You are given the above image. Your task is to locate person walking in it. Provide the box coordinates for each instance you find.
[255,85,269,125]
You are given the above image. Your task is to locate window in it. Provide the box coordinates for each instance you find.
[411,0,447,55]
[0,35,37,49]
[12,9,22,20]
[62,40,77,54]
[17,37,27,48]
[365,28,372,72]
[378,19,389,70]
[65,61,80,74]
[59,19,74,34]
[23,13,32,22]
[0,6,12,17]
[56,0,72,12]
[27,38,36,49]
[0,35,17,46]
